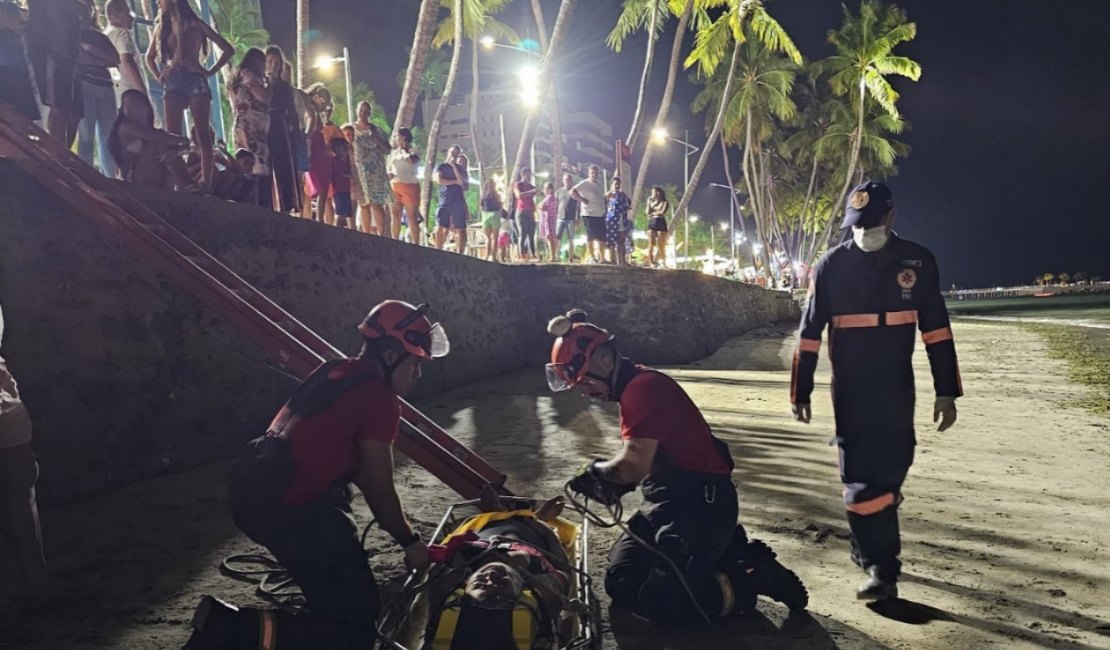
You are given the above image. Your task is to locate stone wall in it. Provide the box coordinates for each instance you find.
[0,162,797,502]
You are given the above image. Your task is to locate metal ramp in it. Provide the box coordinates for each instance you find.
[0,103,508,498]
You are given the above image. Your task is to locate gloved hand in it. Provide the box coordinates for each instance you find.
[567,460,633,506]
[403,538,431,573]
[792,402,812,424]
[933,396,957,432]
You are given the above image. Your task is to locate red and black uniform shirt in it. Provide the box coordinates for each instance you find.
[281,358,401,505]
[619,365,732,475]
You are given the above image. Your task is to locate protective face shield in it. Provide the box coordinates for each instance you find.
[359,301,450,360]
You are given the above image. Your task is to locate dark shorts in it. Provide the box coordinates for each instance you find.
[648,216,668,233]
[30,54,80,114]
[162,66,211,102]
[436,201,468,229]
[584,216,606,242]
[333,191,353,217]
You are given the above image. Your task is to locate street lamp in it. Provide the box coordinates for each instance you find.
[710,182,747,267]
[480,36,542,60]
[314,47,354,124]
[652,127,700,264]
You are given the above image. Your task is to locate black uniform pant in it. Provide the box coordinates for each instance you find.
[838,437,915,580]
[605,472,750,625]
[229,437,379,649]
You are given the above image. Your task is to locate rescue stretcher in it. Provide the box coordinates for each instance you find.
[376,497,602,650]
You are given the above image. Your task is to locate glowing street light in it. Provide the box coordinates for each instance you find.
[479,35,496,49]
[314,47,354,124]
[651,127,669,142]
[517,63,541,107]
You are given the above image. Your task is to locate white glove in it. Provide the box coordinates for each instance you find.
[933,396,957,432]
[792,402,811,424]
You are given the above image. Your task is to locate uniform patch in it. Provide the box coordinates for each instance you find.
[897,268,917,289]
[901,259,922,267]
[849,191,870,210]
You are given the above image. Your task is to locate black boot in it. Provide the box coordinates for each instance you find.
[182,595,241,650]
[741,540,809,611]
[856,566,898,602]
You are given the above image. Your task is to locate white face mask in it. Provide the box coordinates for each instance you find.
[852,225,890,252]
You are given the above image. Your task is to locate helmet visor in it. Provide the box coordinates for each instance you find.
[428,322,450,358]
[545,363,575,392]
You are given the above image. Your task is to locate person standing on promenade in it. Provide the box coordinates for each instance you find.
[555,172,580,262]
[789,181,963,602]
[572,164,607,263]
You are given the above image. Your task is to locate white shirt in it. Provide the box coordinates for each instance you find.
[388,148,420,185]
[573,178,605,217]
[105,25,144,94]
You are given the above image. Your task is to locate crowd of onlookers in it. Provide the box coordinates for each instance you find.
[1,0,686,266]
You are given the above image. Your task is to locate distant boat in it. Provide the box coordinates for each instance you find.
[1033,292,1056,298]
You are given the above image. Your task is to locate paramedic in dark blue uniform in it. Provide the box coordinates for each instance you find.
[790,181,962,601]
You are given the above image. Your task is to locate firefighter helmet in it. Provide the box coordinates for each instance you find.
[546,310,614,392]
[358,300,449,360]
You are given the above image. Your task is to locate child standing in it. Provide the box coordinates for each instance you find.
[497,215,513,263]
[480,178,503,261]
[330,138,354,230]
[538,181,559,262]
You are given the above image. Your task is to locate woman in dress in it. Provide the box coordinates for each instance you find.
[228,48,272,207]
[352,101,395,237]
[264,46,301,213]
[605,176,632,266]
[646,186,670,268]
[144,0,232,191]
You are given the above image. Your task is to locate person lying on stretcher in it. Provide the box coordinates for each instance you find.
[399,490,577,650]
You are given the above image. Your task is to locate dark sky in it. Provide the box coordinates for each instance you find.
[264,0,1110,288]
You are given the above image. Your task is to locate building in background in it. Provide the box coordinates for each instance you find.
[423,86,614,180]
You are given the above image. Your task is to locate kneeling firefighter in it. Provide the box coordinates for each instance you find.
[546,310,808,625]
[182,300,450,650]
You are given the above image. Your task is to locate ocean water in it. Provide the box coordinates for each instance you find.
[948,293,1110,329]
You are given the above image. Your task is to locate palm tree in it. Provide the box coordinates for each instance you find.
[396,0,443,135]
[431,0,517,189]
[629,0,696,219]
[607,0,670,152]
[528,0,562,179]
[670,0,801,231]
[509,0,577,185]
[296,0,308,87]
[420,0,466,222]
[811,0,920,251]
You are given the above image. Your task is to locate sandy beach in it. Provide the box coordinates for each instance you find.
[2,319,1109,649]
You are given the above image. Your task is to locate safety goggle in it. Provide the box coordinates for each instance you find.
[545,356,586,392]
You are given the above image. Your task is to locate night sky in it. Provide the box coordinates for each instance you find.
[264,0,1110,288]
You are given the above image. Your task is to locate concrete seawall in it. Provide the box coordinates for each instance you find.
[0,161,798,502]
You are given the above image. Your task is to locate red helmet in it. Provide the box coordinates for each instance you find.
[358,300,449,360]
[546,311,614,392]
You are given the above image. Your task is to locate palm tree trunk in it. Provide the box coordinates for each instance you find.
[626,3,660,153]
[295,0,308,87]
[395,0,440,135]
[671,14,747,236]
[511,0,577,185]
[469,39,484,189]
[809,78,866,264]
[719,138,749,260]
[529,0,562,178]
[420,0,464,221]
[630,0,694,225]
[741,109,772,279]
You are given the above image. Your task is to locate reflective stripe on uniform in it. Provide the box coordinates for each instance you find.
[886,310,918,326]
[715,571,736,618]
[258,610,276,650]
[832,313,879,328]
[922,327,954,345]
[798,338,821,353]
[845,492,895,516]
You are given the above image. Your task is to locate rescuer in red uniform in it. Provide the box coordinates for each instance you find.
[790,181,962,601]
[182,300,449,650]
[547,310,808,625]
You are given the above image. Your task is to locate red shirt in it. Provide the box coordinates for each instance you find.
[619,366,732,475]
[282,360,401,504]
[514,181,537,211]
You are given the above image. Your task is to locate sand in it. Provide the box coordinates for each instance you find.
[2,320,1109,649]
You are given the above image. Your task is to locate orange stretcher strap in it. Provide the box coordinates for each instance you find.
[832,313,880,328]
[798,338,821,353]
[922,327,954,345]
[846,493,895,516]
[886,310,918,326]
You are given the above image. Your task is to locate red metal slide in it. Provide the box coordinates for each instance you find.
[0,103,508,498]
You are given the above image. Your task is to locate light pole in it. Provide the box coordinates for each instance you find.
[710,182,746,268]
[651,127,700,266]
[718,223,730,276]
[315,47,353,124]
